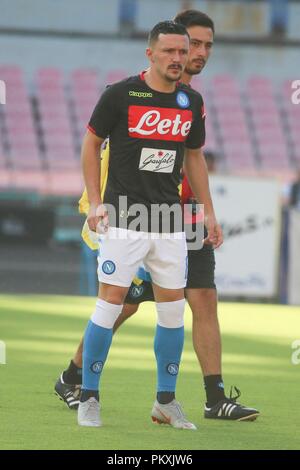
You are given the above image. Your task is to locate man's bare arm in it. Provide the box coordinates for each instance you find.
[81,130,105,232]
[184,147,223,248]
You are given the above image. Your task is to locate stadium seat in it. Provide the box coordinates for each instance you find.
[104,69,128,85]
[0,168,12,189]
[280,80,300,166]
[48,170,83,196]
[210,76,256,170]
[1,67,42,171]
[12,170,49,193]
[69,68,101,142]
[36,68,78,170]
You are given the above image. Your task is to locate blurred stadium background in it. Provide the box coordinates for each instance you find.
[1,0,300,304]
[1,0,300,451]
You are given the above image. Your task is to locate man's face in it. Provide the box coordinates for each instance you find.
[185,25,214,76]
[147,33,189,83]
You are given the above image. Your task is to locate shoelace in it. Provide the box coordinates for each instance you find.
[229,386,241,401]
[227,386,242,406]
[171,401,190,423]
[83,399,99,419]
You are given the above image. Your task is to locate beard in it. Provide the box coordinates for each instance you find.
[165,65,183,82]
[185,60,206,76]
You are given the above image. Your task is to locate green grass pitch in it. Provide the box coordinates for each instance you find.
[0,294,300,450]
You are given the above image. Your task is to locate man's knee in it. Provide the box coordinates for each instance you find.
[187,288,217,320]
[98,283,128,304]
[122,303,139,318]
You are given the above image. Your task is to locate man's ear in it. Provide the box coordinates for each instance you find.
[146,47,154,63]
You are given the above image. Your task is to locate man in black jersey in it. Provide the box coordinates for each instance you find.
[77,20,222,428]
[57,11,259,424]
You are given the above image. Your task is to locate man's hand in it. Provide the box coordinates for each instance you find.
[203,213,223,249]
[87,203,109,234]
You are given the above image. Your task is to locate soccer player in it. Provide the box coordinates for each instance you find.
[76,20,222,428]
[56,10,259,422]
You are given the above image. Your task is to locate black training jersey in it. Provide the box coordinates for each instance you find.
[88,71,205,231]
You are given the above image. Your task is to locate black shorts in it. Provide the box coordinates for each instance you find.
[124,244,216,304]
[124,280,155,304]
[185,243,216,289]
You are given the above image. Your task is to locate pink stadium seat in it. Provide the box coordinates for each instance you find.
[36,67,64,85]
[69,68,101,142]
[247,77,274,96]
[104,69,128,85]
[0,153,8,169]
[189,77,203,93]
[0,65,23,87]
[36,68,78,170]
[211,75,238,90]
[12,170,49,193]
[204,114,218,151]
[210,76,257,171]
[0,168,12,189]
[1,67,42,171]
[48,170,83,196]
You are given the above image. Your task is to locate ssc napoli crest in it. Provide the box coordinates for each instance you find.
[167,363,179,376]
[102,260,116,275]
[176,91,190,109]
[90,361,103,374]
[130,285,145,298]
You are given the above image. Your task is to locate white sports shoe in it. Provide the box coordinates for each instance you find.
[151,399,197,430]
[77,398,102,427]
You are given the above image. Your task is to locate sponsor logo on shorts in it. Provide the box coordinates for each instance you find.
[167,363,179,376]
[176,91,190,108]
[128,105,192,141]
[90,361,103,374]
[129,90,153,98]
[139,147,176,173]
[102,260,116,274]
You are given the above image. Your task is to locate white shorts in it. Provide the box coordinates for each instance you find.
[97,227,187,289]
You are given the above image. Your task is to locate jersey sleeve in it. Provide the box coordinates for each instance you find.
[184,96,206,149]
[88,84,121,139]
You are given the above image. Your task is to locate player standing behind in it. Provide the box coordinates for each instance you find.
[77,20,222,428]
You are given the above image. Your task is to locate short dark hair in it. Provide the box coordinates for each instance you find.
[174,9,215,34]
[148,20,189,45]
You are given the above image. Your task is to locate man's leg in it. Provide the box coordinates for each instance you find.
[150,284,195,430]
[55,281,155,409]
[71,303,139,370]
[186,288,221,376]
[54,302,139,409]
[186,248,260,421]
[185,287,225,407]
[78,283,128,427]
[145,234,196,430]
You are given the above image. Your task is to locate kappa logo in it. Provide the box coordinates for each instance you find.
[128,106,192,142]
[102,260,116,275]
[129,90,153,98]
